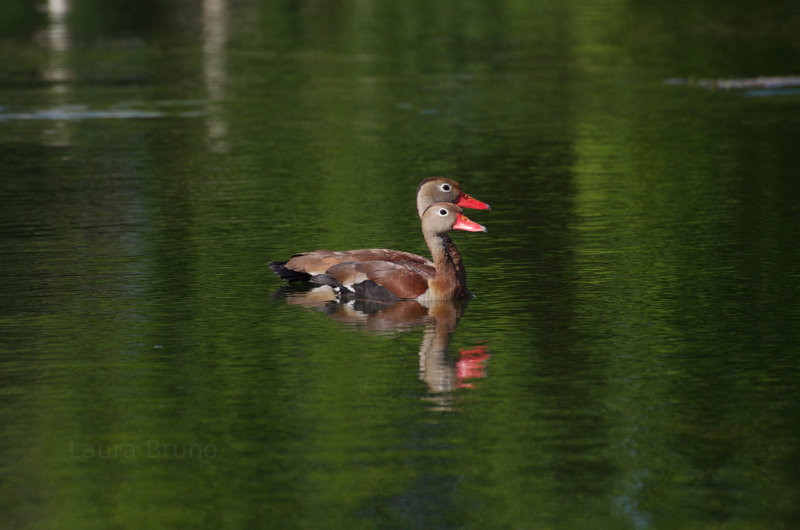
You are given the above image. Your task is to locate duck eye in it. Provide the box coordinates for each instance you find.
[438,208,448,216]
[440,184,451,192]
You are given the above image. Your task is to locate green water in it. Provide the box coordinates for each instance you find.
[2,1,800,528]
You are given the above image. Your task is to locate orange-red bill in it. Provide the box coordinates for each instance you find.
[456,192,491,211]
[453,213,487,232]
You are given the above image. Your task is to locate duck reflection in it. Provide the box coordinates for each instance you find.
[273,286,490,406]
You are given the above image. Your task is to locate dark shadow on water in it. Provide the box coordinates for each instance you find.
[272,286,490,409]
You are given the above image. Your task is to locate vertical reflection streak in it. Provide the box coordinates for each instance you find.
[202,0,229,152]
[36,0,73,145]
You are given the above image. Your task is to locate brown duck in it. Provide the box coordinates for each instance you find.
[270,184,489,302]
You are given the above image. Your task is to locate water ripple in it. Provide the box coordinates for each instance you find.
[0,103,205,122]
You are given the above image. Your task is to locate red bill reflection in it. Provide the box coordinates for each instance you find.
[456,344,490,389]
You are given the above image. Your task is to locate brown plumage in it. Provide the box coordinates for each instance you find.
[271,202,487,302]
[269,177,490,294]
[281,249,432,276]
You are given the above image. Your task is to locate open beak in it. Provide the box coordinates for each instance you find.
[453,213,487,232]
[456,192,491,211]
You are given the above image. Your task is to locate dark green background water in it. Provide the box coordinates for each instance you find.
[2,1,799,528]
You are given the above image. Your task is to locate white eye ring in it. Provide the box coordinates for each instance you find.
[440,183,451,192]
[438,208,448,216]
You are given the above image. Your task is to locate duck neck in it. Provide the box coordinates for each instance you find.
[425,231,459,283]
[445,234,467,285]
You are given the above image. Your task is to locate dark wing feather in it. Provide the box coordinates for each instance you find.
[269,261,310,282]
[319,260,433,300]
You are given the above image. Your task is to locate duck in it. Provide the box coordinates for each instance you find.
[414,177,490,218]
[270,202,487,303]
[416,178,490,287]
[269,177,490,291]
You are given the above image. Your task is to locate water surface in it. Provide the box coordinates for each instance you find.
[2,0,800,528]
